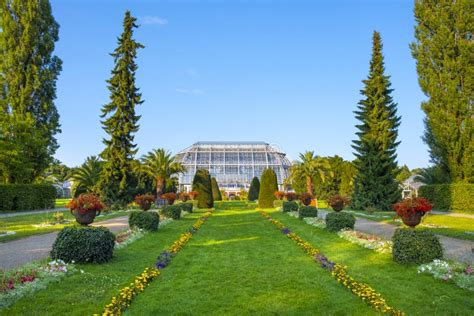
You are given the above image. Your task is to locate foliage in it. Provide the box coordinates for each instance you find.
[418,260,474,292]
[274,191,285,200]
[337,229,392,254]
[317,156,357,199]
[299,206,318,218]
[128,211,159,231]
[98,11,144,205]
[327,194,350,212]
[188,191,199,200]
[0,0,62,184]
[134,194,155,211]
[115,228,145,249]
[192,169,214,208]
[392,229,443,264]
[289,151,331,195]
[211,177,222,201]
[69,156,102,197]
[299,192,312,206]
[0,184,56,211]
[51,226,115,263]
[66,194,104,215]
[178,202,193,213]
[248,177,260,201]
[392,197,432,218]
[160,192,176,205]
[414,166,450,185]
[39,160,72,187]
[258,168,278,208]
[395,165,412,183]
[352,32,401,211]
[282,201,299,212]
[325,212,356,232]
[285,192,297,201]
[178,192,189,202]
[411,0,473,182]
[161,205,181,220]
[273,199,283,208]
[418,184,474,213]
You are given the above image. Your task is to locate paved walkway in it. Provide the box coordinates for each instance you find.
[0,208,67,218]
[318,210,474,264]
[431,210,474,220]
[0,216,129,270]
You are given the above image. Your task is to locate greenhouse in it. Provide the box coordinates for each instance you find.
[174,141,291,194]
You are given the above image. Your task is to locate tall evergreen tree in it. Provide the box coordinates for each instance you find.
[99,11,144,204]
[192,169,214,208]
[258,168,278,208]
[0,0,62,183]
[211,177,222,201]
[248,177,260,201]
[351,31,401,211]
[411,0,473,183]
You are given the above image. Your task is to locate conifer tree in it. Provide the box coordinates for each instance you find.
[192,169,214,208]
[248,177,260,201]
[258,169,278,208]
[99,11,144,204]
[211,177,222,201]
[0,0,62,183]
[411,0,473,183]
[351,31,401,211]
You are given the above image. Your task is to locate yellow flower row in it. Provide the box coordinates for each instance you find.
[100,210,214,315]
[260,211,404,316]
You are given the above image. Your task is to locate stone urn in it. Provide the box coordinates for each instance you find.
[401,211,424,228]
[71,210,101,226]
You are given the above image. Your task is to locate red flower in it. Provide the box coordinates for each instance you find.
[67,194,105,215]
[392,197,432,217]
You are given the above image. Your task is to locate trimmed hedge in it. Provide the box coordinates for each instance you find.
[325,212,356,232]
[248,177,260,201]
[392,228,443,264]
[129,211,160,231]
[162,205,181,220]
[211,177,222,201]
[282,201,299,212]
[192,169,214,208]
[418,183,474,213]
[179,202,193,213]
[0,184,56,211]
[51,226,115,263]
[258,169,278,208]
[299,205,318,218]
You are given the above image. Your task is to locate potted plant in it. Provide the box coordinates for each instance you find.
[328,194,350,212]
[299,193,313,206]
[67,194,104,226]
[178,192,190,202]
[188,191,199,200]
[274,191,285,200]
[135,194,155,211]
[392,197,432,228]
[160,192,177,205]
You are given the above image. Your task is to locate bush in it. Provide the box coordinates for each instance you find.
[211,177,222,201]
[419,184,474,213]
[192,169,214,208]
[161,205,181,220]
[258,169,278,208]
[299,205,318,218]
[282,201,299,212]
[179,202,193,213]
[129,211,160,231]
[51,226,115,263]
[0,184,56,211]
[273,200,283,208]
[248,177,260,201]
[325,212,356,232]
[392,228,443,264]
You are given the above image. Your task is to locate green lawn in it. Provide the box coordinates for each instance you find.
[54,198,70,208]
[2,203,473,315]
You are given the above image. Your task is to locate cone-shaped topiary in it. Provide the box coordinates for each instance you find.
[258,169,278,208]
[211,177,222,201]
[192,169,214,208]
[248,177,260,201]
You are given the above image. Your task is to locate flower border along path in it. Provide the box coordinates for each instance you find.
[100,210,214,315]
[260,211,404,316]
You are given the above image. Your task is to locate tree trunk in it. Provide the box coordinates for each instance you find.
[156,177,165,197]
[306,176,314,195]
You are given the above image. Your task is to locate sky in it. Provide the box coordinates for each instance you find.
[50,0,429,169]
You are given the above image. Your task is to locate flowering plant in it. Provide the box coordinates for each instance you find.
[134,194,155,211]
[392,197,432,217]
[188,191,199,200]
[299,193,313,206]
[178,192,190,202]
[328,195,350,212]
[66,194,104,215]
[285,192,298,201]
[418,259,474,291]
[160,192,177,205]
[274,191,285,200]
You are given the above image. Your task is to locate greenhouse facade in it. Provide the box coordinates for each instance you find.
[174,141,291,194]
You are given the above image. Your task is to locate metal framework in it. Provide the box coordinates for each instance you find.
[174,141,291,193]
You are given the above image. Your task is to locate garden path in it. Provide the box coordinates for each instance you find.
[0,208,67,218]
[0,216,129,270]
[431,210,474,220]
[318,209,474,264]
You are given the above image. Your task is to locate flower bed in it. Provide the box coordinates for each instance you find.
[418,259,473,291]
[261,211,403,315]
[102,210,214,315]
[337,229,393,254]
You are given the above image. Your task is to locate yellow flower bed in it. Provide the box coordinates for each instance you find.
[261,211,403,316]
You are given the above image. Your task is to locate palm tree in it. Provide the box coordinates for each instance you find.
[70,156,103,196]
[140,149,186,197]
[290,151,331,195]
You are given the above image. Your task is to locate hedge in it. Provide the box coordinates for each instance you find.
[129,211,160,231]
[418,183,474,213]
[282,201,299,212]
[325,212,356,232]
[392,228,443,264]
[299,206,318,218]
[178,202,193,213]
[258,169,278,208]
[192,169,214,208]
[162,205,182,220]
[0,184,56,212]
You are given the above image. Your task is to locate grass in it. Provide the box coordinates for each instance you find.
[2,202,473,315]
[54,198,70,208]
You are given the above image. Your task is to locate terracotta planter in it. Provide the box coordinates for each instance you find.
[71,210,100,226]
[401,211,424,228]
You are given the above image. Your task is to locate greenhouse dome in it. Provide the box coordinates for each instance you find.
[174,141,291,194]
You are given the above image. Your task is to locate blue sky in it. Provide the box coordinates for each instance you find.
[51,0,428,169]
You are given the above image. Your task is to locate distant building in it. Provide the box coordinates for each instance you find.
[174,141,291,195]
[401,175,424,199]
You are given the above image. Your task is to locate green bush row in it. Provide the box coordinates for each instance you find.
[0,184,57,211]
[129,211,160,231]
[282,201,299,212]
[325,212,356,232]
[418,183,474,213]
[299,206,318,218]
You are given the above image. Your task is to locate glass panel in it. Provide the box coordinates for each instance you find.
[225,152,239,164]
[253,152,266,164]
[196,152,210,164]
[225,165,238,174]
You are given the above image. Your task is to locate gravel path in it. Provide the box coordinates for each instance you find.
[0,216,129,270]
[318,210,474,264]
[0,208,67,218]
[431,211,474,220]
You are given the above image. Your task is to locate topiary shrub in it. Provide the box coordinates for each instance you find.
[258,169,278,208]
[282,201,299,212]
[211,177,222,201]
[179,202,193,213]
[51,226,115,263]
[192,169,214,208]
[129,211,160,231]
[273,199,283,208]
[0,184,56,211]
[392,228,443,264]
[248,177,260,201]
[161,205,181,220]
[325,212,356,232]
[299,205,318,218]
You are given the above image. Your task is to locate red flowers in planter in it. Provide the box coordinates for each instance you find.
[274,191,285,200]
[135,194,155,211]
[67,194,104,215]
[299,193,313,206]
[160,193,177,205]
[392,197,432,217]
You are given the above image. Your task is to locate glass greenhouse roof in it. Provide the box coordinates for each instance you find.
[175,141,291,191]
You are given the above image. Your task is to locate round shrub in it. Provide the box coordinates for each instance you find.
[192,169,214,208]
[179,202,193,213]
[258,169,278,208]
[325,212,356,232]
[51,226,115,263]
[162,205,181,220]
[392,228,443,264]
[282,201,299,212]
[299,205,318,218]
[248,177,260,201]
[129,211,160,231]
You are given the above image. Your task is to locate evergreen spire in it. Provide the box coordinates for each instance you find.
[99,11,144,204]
[351,31,401,211]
